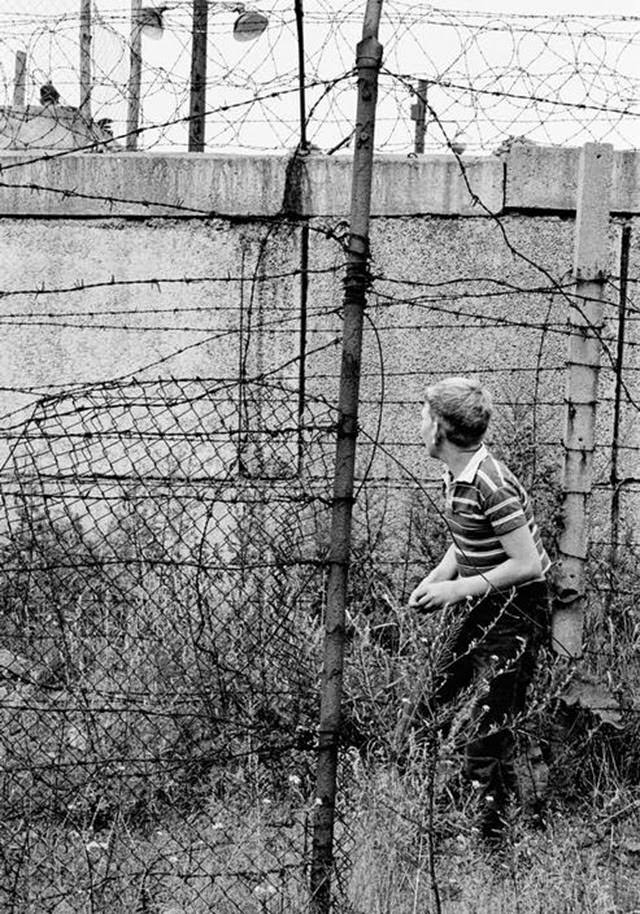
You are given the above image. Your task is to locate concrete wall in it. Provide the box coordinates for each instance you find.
[0,145,638,544]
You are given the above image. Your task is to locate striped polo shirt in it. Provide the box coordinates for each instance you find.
[443,444,551,580]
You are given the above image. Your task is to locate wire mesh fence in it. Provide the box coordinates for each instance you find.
[0,376,338,912]
[0,1,639,154]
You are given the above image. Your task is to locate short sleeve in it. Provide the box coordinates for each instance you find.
[481,482,528,536]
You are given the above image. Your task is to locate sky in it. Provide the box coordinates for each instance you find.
[0,0,638,153]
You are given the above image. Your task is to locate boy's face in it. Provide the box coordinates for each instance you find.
[420,403,441,457]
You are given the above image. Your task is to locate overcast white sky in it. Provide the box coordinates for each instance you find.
[0,0,638,152]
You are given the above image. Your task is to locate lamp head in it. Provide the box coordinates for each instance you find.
[140,5,166,39]
[233,9,268,41]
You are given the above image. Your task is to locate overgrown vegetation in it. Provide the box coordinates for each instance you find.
[0,493,322,911]
[1,409,640,912]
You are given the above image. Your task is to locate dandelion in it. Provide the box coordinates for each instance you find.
[288,773,302,788]
[85,840,108,854]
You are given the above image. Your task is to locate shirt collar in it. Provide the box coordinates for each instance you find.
[442,443,488,485]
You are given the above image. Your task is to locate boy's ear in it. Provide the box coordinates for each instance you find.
[434,422,445,446]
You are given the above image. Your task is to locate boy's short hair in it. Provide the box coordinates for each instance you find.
[425,376,492,447]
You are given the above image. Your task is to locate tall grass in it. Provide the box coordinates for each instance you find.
[1,435,639,912]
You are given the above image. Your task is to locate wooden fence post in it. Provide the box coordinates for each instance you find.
[126,0,142,151]
[188,0,208,152]
[13,51,27,108]
[553,142,613,658]
[411,78,428,154]
[79,0,92,120]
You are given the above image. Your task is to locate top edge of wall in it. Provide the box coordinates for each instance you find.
[0,145,637,218]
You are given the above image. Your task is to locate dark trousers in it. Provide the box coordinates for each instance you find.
[432,581,549,832]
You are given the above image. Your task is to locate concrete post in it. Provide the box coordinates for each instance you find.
[553,142,613,658]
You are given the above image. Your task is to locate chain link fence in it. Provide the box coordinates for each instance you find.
[0,376,337,912]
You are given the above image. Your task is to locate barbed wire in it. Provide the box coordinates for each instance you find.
[0,1,639,154]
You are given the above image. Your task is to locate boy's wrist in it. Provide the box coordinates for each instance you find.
[453,576,491,602]
[452,578,467,602]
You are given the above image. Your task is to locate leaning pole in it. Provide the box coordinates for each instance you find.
[309,1,384,911]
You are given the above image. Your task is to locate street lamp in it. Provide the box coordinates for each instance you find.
[188,1,268,152]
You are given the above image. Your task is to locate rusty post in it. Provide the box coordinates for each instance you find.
[309,1,384,910]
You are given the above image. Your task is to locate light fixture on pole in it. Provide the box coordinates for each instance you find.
[188,1,268,153]
[140,5,166,39]
[233,9,268,41]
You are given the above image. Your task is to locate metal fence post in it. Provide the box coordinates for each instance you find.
[309,1,384,910]
[553,142,613,658]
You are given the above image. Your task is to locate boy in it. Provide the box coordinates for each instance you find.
[409,376,550,844]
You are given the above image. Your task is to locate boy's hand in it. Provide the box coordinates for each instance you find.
[408,579,463,612]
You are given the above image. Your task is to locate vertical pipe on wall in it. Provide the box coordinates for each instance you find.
[294,0,309,471]
[309,1,384,910]
[553,142,613,658]
[297,222,309,475]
